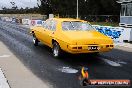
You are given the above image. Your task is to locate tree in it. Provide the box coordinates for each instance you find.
[38,0,53,15]
[38,0,120,16]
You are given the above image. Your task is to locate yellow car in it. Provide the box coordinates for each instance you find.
[31,18,114,57]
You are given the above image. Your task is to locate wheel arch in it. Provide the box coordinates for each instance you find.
[52,39,58,44]
[52,39,61,48]
[52,39,68,52]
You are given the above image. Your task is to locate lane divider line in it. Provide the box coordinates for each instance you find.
[58,67,78,73]
[102,58,122,67]
[0,68,10,88]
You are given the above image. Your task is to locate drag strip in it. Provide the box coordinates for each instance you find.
[0,21,131,88]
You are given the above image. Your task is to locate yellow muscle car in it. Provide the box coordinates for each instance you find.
[31,18,114,57]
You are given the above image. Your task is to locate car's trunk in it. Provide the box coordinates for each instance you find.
[63,30,113,45]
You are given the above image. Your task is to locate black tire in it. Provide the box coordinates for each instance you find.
[52,42,63,58]
[92,52,100,56]
[33,35,39,46]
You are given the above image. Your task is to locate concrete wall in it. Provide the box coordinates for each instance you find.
[0,14,47,20]
[93,25,132,42]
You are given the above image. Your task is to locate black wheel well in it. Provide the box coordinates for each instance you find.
[32,33,35,37]
[52,39,57,44]
[32,31,34,33]
[52,39,62,49]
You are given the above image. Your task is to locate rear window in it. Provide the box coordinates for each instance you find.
[62,21,94,31]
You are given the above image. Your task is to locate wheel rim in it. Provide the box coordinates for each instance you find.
[33,38,36,44]
[53,44,59,57]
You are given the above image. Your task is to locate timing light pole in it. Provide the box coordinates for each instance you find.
[77,0,79,19]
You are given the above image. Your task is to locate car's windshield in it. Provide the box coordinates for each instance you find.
[62,21,94,31]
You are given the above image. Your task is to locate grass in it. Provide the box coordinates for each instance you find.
[90,22,119,27]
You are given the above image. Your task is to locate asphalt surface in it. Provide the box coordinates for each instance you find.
[0,21,131,88]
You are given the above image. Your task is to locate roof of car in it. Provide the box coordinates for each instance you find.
[49,18,85,22]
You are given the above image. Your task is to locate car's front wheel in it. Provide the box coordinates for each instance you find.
[33,35,39,46]
[52,42,62,58]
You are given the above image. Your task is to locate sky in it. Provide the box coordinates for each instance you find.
[0,0,38,10]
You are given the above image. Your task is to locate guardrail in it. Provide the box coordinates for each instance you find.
[92,25,132,43]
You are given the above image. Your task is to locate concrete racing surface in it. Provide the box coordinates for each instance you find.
[0,21,131,88]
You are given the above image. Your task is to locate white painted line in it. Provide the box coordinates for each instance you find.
[0,55,10,58]
[0,68,10,88]
[58,67,78,73]
[118,61,127,65]
[102,59,121,67]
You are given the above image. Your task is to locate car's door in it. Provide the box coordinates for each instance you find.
[34,26,44,42]
[41,19,57,47]
[46,20,57,47]
[38,19,50,45]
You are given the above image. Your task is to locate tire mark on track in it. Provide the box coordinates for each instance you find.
[0,27,60,79]
[0,28,84,88]
[0,21,29,34]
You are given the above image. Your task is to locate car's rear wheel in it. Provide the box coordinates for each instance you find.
[52,42,62,58]
[33,35,39,46]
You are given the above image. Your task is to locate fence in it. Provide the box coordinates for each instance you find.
[59,15,120,22]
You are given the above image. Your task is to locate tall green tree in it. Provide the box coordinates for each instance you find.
[38,0,120,15]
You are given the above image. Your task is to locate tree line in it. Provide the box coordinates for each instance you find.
[38,0,120,16]
[0,7,39,14]
[0,0,120,19]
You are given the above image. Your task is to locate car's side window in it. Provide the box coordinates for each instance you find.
[50,20,57,31]
[42,21,46,27]
[46,20,57,31]
[43,22,46,28]
[43,20,51,29]
[43,19,57,31]
[48,20,53,30]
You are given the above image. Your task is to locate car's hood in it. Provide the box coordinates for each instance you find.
[62,30,113,45]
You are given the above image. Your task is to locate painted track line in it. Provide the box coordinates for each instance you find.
[102,58,121,67]
[0,55,10,58]
[0,68,10,88]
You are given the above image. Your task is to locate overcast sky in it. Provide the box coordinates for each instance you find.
[0,0,38,10]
